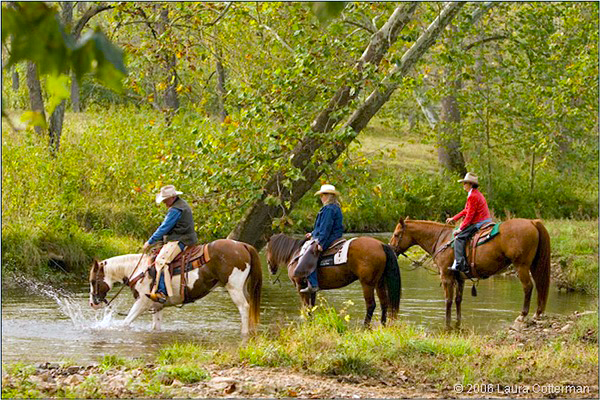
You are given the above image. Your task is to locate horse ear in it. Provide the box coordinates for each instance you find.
[399,218,406,228]
[406,216,410,221]
[92,259,99,270]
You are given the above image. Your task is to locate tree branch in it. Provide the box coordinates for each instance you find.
[463,34,509,52]
[73,4,114,38]
[206,2,232,26]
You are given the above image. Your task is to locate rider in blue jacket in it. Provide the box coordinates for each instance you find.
[301,184,344,293]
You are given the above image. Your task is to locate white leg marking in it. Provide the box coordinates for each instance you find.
[151,309,163,331]
[226,263,252,336]
[123,297,152,326]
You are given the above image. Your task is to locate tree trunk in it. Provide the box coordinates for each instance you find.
[158,8,179,114]
[229,2,465,249]
[71,74,81,112]
[46,2,73,153]
[438,79,467,176]
[215,51,228,122]
[416,3,495,176]
[26,62,46,135]
[11,69,19,91]
[49,100,65,154]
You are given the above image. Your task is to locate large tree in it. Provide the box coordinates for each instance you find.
[229,2,466,249]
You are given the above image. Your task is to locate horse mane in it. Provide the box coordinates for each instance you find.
[94,254,145,281]
[408,220,454,229]
[269,233,307,264]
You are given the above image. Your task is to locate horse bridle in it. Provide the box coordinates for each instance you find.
[392,223,408,258]
[92,274,108,306]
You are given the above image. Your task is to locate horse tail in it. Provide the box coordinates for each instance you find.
[382,244,401,319]
[244,244,262,332]
[530,220,551,315]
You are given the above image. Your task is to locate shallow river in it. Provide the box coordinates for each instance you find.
[2,250,593,365]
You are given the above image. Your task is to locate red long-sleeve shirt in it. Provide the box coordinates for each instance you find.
[451,189,491,230]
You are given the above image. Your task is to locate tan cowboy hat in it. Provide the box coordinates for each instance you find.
[314,184,340,196]
[155,185,183,204]
[458,172,479,185]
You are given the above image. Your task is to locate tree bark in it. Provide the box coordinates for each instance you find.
[49,101,65,154]
[47,2,73,154]
[71,74,81,112]
[438,77,467,176]
[11,70,19,91]
[26,62,46,135]
[157,8,179,114]
[228,2,465,249]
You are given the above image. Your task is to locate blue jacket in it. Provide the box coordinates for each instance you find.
[311,203,343,251]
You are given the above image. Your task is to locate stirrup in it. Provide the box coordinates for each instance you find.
[300,285,319,294]
[146,292,167,304]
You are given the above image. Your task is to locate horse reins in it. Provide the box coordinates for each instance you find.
[104,252,146,308]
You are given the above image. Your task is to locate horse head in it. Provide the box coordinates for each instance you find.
[389,217,412,256]
[265,238,279,275]
[265,234,305,276]
[89,259,111,309]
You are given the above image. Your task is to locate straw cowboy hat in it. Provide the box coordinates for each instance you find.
[314,184,340,196]
[155,185,183,204]
[458,172,479,185]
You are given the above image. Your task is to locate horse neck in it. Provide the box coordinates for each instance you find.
[272,235,304,266]
[408,221,452,255]
[104,254,144,284]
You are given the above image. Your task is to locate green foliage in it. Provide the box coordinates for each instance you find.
[2,2,126,94]
[99,355,128,371]
[311,2,347,25]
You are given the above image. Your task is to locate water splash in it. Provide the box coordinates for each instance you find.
[11,273,121,330]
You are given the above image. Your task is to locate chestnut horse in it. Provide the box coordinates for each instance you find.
[266,234,401,326]
[89,239,262,336]
[389,218,551,329]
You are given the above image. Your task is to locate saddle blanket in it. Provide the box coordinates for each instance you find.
[319,238,356,267]
[451,222,501,248]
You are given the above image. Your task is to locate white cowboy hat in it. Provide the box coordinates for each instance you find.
[155,185,183,204]
[314,184,340,196]
[458,172,479,185]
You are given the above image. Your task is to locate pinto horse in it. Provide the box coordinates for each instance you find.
[389,218,551,329]
[266,234,401,326]
[89,239,262,336]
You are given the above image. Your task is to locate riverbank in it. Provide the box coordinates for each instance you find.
[2,218,597,295]
[3,305,597,398]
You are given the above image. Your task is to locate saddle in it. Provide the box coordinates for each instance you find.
[132,244,211,301]
[468,222,499,278]
[292,238,348,280]
[318,238,350,267]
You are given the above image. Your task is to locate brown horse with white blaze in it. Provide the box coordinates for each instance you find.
[266,234,401,326]
[89,239,262,336]
[389,218,551,329]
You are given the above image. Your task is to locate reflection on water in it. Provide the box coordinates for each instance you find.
[2,252,595,364]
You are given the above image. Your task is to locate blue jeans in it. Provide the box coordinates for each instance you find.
[307,270,318,288]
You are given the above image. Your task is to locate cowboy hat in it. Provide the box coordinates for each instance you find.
[458,172,479,185]
[155,185,183,204]
[314,184,340,196]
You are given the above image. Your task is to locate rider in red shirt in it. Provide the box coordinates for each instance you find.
[445,173,492,273]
